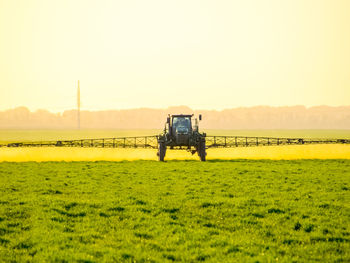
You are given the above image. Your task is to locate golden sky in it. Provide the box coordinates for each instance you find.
[0,0,349,112]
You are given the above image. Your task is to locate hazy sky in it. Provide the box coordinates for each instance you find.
[1,0,349,112]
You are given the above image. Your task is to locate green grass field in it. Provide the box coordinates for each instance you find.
[0,160,349,262]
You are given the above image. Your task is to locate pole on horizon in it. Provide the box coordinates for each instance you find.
[77,80,80,129]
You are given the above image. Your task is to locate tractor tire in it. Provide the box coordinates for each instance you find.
[198,139,206,162]
[158,142,166,161]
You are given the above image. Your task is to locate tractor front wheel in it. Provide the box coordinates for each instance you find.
[198,139,206,161]
[157,142,166,161]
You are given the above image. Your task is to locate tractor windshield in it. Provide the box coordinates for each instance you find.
[173,117,191,130]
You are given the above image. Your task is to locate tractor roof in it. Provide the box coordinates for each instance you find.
[171,114,193,118]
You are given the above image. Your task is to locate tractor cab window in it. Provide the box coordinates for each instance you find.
[172,117,191,134]
[173,117,191,128]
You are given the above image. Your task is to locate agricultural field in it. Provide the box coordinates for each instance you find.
[1,145,350,162]
[0,129,350,262]
[0,160,349,262]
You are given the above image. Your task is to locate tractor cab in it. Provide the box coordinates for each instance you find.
[168,115,192,137]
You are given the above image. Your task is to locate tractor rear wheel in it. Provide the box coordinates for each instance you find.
[198,139,206,161]
[158,142,166,161]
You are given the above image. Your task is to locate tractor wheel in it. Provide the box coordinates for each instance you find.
[158,142,166,161]
[198,139,206,162]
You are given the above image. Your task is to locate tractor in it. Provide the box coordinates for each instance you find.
[157,114,206,161]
